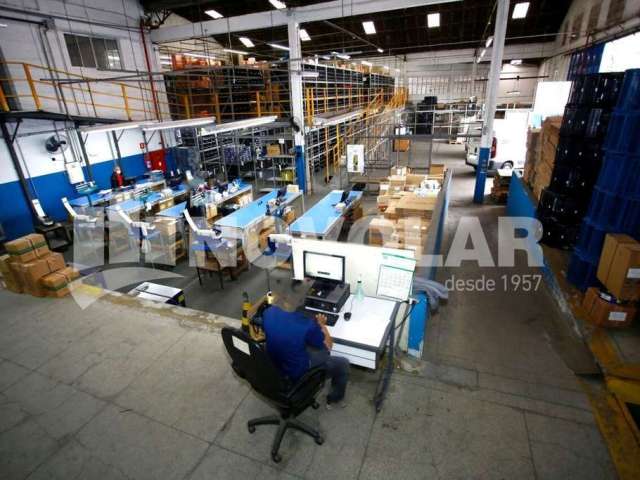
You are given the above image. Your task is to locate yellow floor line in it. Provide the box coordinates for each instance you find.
[581,380,640,480]
[589,329,640,381]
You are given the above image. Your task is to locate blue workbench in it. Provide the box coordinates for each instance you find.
[215,189,301,229]
[157,202,187,219]
[289,190,362,238]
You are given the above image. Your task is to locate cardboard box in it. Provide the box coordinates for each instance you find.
[205,203,218,220]
[582,287,637,328]
[395,194,436,219]
[429,164,446,176]
[266,144,281,156]
[597,234,640,301]
[5,233,48,263]
[393,139,410,152]
[9,253,66,296]
[259,227,275,251]
[153,217,178,237]
[40,266,79,298]
[369,217,395,245]
[283,209,296,225]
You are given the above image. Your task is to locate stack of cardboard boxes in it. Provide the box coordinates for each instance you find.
[371,166,441,251]
[0,233,79,298]
[582,234,640,328]
[522,117,562,200]
[490,169,512,203]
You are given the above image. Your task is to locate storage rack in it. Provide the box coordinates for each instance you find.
[162,61,397,124]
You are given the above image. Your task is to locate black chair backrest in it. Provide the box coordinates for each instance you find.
[221,327,289,403]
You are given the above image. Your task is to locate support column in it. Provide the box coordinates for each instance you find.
[473,0,509,204]
[287,16,308,193]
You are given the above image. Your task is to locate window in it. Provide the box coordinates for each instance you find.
[588,4,601,32]
[64,34,122,70]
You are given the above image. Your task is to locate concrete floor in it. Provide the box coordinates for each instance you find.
[0,142,617,479]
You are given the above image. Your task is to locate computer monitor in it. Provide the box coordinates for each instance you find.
[303,251,345,283]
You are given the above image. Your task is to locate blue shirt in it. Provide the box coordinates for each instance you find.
[262,306,325,381]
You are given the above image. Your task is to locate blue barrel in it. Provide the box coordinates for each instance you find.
[567,248,599,291]
[596,151,640,199]
[615,68,640,111]
[604,111,640,154]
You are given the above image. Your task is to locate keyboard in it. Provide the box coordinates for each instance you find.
[304,308,339,326]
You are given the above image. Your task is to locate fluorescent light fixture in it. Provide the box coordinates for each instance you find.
[321,55,331,60]
[143,117,215,132]
[331,51,350,60]
[394,68,400,72]
[383,65,389,70]
[205,9,223,19]
[299,29,311,41]
[302,71,320,78]
[361,60,372,66]
[512,2,529,19]
[0,23,7,28]
[184,52,216,60]
[507,90,521,95]
[224,48,248,55]
[477,49,486,63]
[201,116,278,135]
[268,43,290,51]
[80,120,152,134]
[377,48,383,53]
[427,13,440,28]
[313,109,365,127]
[485,36,493,48]
[160,60,172,65]
[239,37,255,48]
[510,59,523,65]
[269,0,286,9]
[362,21,376,35]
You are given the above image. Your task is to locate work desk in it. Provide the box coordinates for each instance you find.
[289,190,363,240]
[215,189,302,230]
[105,185,188,219]
[327,295,402,370]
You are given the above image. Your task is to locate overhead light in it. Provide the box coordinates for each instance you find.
[224,48,248,55]
[427,13,440,28]
[184,52,216,60]
[477,48,486,63]
[507,90,521,95]
[239,37,254,48]
[0,23,8,28]
[80,120,153,134]
[269,0,286,9]
[331,51,350,60]
[510,59,523,65]
[512,2,529,19]
[362,21,376,35]
[383,65,389,70]
[302,71,320,78]
[321,55,331,60]
[160,60,172,65]
[143,117,216,132]
[377,48,383,53]
[201,116,278,135]
[361,60,372,66]
[268,43,290,51]
[394,68,400,72]
[485,36,493,48]
[205,9,223,19]
[299,29,311,41]
[313,109,365,127]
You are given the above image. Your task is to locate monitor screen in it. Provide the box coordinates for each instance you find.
[303,251,345,283]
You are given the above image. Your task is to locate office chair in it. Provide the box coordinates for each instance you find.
[221,327,326,463]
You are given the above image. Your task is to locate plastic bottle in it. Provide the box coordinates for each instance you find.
[355,275,365,302]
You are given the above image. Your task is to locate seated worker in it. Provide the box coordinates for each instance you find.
[262,304,349,409]
[110,166,125,189]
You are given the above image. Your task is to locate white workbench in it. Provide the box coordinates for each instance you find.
[327,295,401,370]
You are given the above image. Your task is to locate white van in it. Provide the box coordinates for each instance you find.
[465,110,529,171]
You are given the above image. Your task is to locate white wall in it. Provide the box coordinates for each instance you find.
[0,0,170,189]
[539,0,640,79]
[0,0,168,120]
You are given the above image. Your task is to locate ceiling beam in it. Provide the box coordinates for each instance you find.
[150,0,462,43]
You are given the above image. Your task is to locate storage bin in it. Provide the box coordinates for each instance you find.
[603,110,640,154]
[575,217,609,262]
[595,152,640,199]
[615,68,640,111]
[567,248,599,291]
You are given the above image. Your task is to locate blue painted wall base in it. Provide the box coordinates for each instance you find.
[0,149,173,241]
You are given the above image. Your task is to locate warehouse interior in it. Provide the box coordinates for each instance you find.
[1,0,640,478]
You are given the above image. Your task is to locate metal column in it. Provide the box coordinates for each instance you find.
[473,0,509,204]
[287,17,308,193]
